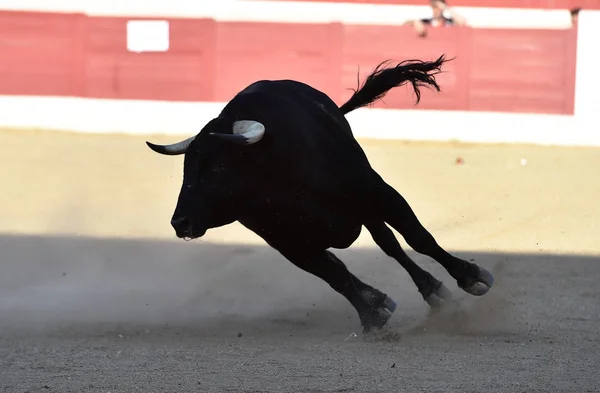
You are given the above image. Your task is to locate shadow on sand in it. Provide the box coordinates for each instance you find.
[1,234,598,342]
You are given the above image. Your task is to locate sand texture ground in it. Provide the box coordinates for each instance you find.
[1,128,599,393]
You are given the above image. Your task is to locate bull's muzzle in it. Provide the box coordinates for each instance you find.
[170,216,207,239]
[171,216,192,238]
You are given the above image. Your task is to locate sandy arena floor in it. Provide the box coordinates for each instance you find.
[1,128,599,392]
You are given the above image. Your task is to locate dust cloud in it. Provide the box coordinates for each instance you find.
[0,235,359,332]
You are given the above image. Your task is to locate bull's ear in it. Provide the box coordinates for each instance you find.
[210,120,265,145]
[146,136,196,156]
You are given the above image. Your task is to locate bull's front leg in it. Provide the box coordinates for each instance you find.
[279,248,397,333]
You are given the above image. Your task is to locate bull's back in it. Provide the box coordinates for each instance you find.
[224,78,378,199]
[237,79,352,134]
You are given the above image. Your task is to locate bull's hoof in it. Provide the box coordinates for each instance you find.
[359,291,397,334]
[458,265,494,296]
[424,282,453,308]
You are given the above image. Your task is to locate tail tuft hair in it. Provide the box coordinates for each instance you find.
[339,55,451,115]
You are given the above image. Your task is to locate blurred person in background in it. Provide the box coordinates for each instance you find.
[410,0,467,37]
[570,7,581,27]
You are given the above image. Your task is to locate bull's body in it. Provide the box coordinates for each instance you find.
[228,79,380,252]
[147,56,493,333]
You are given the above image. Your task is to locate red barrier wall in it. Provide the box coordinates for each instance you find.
[252,0,599,9]
[0,11,578,115]
[85,17,217,101]
[0,11,81,96]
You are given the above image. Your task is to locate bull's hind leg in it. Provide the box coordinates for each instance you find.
[365,220,452,308]
[373,177,494,297]
[280,249,396,333]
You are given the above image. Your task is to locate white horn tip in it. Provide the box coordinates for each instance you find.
[233,120,265,144]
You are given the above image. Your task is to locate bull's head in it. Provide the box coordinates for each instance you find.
[146,119,265,239]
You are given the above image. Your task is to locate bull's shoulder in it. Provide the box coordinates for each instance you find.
[238,79,333,105]
[226,80,338,119]
[224,78,355,140]
[250,80,352,131]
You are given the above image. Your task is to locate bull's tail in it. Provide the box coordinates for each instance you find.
[338,55,449,115]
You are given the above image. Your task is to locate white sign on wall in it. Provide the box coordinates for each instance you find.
[126,20,170,53]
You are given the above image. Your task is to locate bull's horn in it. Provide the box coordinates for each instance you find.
[146,136,196,156]
[210,120,265,145]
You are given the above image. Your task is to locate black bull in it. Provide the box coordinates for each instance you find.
[146,55,494,333]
